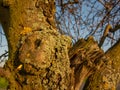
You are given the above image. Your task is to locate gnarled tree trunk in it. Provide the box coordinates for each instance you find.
[0,0,72,90]
[83,39,120,90]
[0,0,120,90]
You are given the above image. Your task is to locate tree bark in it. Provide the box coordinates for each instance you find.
[83,39,120,90]
[0,0,120,90]
[69,36,109,90]
[0,0,72,90]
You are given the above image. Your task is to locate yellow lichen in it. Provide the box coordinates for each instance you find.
[20,27,32,35]
[16,64,23,70]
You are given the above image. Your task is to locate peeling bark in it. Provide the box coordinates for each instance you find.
[69,36,108,90]
[83,39,120,90]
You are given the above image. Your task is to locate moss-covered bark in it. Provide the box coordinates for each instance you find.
[0,0,72,89]
[13,29,71,90]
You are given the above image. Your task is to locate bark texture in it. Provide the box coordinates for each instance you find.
[13,29,71,90]
[0,0,72,90]
[83,39,120,90]
[69,36,108,90]
[0,0,120,90]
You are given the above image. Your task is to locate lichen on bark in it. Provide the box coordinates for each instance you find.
[11,29,72,90]
[0,0,73,89]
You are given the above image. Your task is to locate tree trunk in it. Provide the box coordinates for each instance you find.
[68,36,109,90]
[0,0,120,90]
[0,0,72,90]
[83,39,120,90]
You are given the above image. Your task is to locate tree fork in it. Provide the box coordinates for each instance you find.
[84,39,120,90]
[69,36,108,90]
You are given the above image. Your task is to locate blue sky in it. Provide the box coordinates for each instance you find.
[0,24,8,56]
[0,24,8,67]
[55,0,113,51]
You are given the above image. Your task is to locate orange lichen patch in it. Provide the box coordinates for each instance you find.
[20,27,32,35]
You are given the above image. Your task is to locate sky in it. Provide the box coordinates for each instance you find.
[0,24,8,54]
[0,24,8,67]
[56,0,112,51]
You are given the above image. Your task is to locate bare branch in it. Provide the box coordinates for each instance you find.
[99,23,120,47]
[110,24,120,32]
[0,51,8,59]
[99,24,112,47]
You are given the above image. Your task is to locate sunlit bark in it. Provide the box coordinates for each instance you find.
[0,0,120,90]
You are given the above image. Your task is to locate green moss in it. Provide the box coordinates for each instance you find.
[0,77,8,88]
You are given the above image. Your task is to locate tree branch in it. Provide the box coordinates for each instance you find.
[84,39,120,90]
[99,24,120,47]
[61,0,79,8]
[99,24,112,47]
[0,51,8,59]
[110,24,120,32]
[69,36,106,90]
